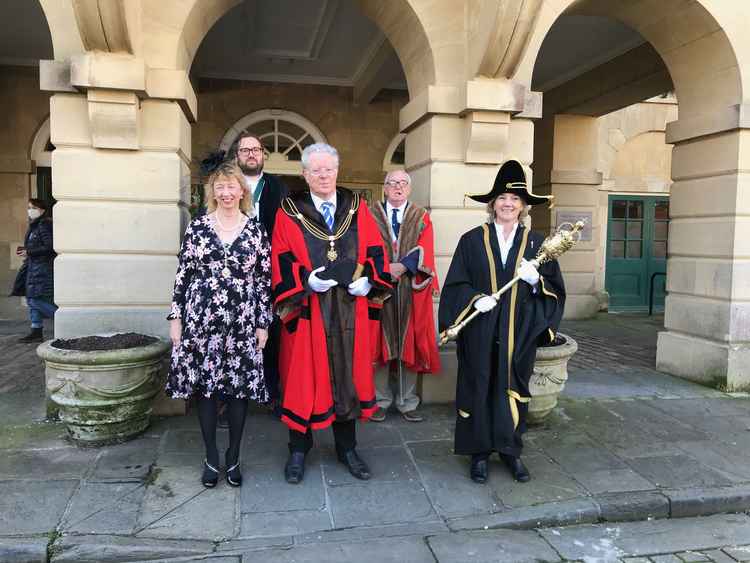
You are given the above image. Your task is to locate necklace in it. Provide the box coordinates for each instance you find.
[214,212,243,232]
[283,193,359,261]
[211,214,246,278]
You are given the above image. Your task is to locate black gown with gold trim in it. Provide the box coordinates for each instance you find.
[438,223,565,457]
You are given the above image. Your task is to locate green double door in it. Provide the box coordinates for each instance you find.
[605,195,669,311]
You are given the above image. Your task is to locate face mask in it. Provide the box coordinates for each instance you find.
[28,208,43,220]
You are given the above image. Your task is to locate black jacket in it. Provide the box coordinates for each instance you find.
[256,173,288,239]
[11,217,56,301]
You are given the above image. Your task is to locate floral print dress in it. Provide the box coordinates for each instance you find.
[166,214,272,401]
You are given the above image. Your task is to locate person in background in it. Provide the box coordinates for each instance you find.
[167,161,272,488]
[12,198,57,343]
[370,170,440,423]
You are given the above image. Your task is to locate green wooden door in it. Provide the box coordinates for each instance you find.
[605,196,669,311]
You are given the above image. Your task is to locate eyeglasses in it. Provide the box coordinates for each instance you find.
[308,168,337,178]
[385,180,409,188]
[238,147,264,156]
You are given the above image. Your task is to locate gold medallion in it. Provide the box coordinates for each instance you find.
[327,243,338,261]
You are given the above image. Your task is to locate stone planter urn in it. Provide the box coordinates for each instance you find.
[37,334,170,446]
[527,333,578,424]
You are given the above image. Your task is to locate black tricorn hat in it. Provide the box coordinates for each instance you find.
[467,159,553,206]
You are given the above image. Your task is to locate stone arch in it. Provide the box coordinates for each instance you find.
[516,0,745,119]
[219,109,327,176]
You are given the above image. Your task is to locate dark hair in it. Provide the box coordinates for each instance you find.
[234,132,263,158]
[29,198,52,219]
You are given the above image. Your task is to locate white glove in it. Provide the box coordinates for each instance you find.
[518,259,540,286]
[347,276,372,297]
[474,295,497,313]
[308,266,338,293]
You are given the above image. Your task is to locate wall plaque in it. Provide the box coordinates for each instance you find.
[555,211,593,241]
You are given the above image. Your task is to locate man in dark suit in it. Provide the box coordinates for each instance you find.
[236,133,289,408]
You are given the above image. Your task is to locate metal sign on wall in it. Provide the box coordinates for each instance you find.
[555,211,593,241]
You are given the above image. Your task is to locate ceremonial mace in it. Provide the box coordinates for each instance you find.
[438,220,586,346]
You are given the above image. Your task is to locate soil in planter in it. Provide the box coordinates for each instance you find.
[52,333,158,351]
[540,334,567,347]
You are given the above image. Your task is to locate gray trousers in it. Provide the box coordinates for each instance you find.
[375,362,420,413]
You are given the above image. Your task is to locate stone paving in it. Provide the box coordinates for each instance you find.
[1,314,750,562]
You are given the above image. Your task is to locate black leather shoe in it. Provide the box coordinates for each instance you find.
[470,456,488,484]
[503,455,531,483]
[337,449,371,480]
[201,459,219,488]
[18,328,43,343]
[225,450,242,487]
[284,451,306,484]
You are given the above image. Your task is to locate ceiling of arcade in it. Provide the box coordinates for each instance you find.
[2,0,654,104]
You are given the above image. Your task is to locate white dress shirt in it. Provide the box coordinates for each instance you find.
[493,221,518,267]
[385,201,407,241]
[243,172,264,219]
[310,191,337,217]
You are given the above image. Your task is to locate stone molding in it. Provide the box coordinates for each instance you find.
[71,0,132,53]
[40,55,198,123]
[550,169,603,185]
[665,104,750,145]
[472,0,543,80]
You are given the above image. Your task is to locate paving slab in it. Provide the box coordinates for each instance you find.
[539,431,628,473]
[672,440,750,482]
[90,437,159,481]
[240,509,332,538]
[50,534,214,563]
[427,529,562,562]
[0,479,78,535]
[724,545,750,561]
[0,537,48,563]
[328,479,436,528]
[294,520,449,545]
[0,421,68,450]
[322,445,417,486]
[240,452,324,512]
[539,513,750,560]
[137,465,238,540]
[491,454,589,508]
[572,468,655,494]
[624,454,733,489]
[408,440,500,518]
[448,498,600,531]
[239,536,435,563]
[61,481,145,534]
[0,447,98,479]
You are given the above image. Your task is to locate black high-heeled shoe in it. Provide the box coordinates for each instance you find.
[202,459,219,488]
[226,450,242,487]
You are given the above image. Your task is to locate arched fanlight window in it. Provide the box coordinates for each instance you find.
[219,109,327,176]
[383,133,406,172]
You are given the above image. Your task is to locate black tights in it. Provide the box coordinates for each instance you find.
[197,396,248,466]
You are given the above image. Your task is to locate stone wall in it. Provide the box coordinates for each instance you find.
[192,78,408,200]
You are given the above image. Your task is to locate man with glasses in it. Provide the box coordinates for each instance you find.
[271,143,392,484]
[234,133,289,414]
[370,170,441,423]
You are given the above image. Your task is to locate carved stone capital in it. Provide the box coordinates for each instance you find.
[72,0,132,53]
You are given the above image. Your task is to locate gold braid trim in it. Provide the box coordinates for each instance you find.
[507,227,530,426]
[539,276,558,300]
[482,224,498,293]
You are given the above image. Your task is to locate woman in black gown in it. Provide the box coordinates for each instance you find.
[438,159,565,484]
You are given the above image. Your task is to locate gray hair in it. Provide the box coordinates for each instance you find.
[301,143,339,170]
[384,169,411,185]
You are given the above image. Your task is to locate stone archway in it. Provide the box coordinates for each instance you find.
[519,1,750,388]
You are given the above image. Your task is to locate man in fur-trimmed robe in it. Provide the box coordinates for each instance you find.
[370,170,440,423]
[271,143,392,484]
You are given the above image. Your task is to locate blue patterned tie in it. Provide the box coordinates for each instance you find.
[391,208,400,238]
[321,202,334,231]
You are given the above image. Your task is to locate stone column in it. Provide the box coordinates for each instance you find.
[402,79,540,402]
[538,114,603,319]
[41,54,194,339]
[656,119,750,391]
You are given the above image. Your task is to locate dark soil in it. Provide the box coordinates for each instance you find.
[541,334,567,347]
[52,333,158,351]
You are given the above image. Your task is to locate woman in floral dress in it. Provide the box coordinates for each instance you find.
[167,161,272,488]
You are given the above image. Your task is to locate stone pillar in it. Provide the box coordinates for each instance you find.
[656,119,750,391]
[42,54,194,339]
[401,80,539,402]
[543,114,603,319]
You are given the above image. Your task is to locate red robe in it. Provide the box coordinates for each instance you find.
[272,189,392,433]
[371,202,441,374]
